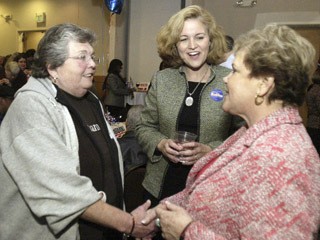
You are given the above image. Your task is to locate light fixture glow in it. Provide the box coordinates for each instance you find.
[235,0,257,8]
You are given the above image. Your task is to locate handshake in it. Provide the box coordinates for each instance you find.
[125,200,193,240]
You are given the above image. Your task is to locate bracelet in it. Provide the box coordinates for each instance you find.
[180,221,193,239]
[123,213,135,239]
[129,213,135,235]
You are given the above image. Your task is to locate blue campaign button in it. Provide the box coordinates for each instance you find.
[210,89,224,102]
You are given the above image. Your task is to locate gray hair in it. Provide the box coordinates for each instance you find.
[4,61,20,78]
[126,105,144,131]
[32,23,96,78]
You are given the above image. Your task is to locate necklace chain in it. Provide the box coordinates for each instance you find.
[185,67,210,107]
[186,67,209,96]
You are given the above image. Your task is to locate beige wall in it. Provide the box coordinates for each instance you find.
[127,0,181,85]
[205,0,320,38]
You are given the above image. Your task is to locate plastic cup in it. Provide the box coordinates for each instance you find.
[174,131,197,143]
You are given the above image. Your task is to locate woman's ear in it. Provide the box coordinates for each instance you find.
[47,65,57,79]
[257,76,275,97]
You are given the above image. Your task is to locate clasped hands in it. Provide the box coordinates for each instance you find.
[157,139,211,165]
[131,200,193,240]
[138,201,193,240]
[130,200,156,238]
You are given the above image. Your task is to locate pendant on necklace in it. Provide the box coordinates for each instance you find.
[185,96,194,106]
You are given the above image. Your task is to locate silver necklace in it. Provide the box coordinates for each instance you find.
[185,67,209,106]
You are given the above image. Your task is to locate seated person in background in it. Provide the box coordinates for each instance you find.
[0,84,15,125]
[5,61,28,91]
[0,67,6,81]
[142,23,320,240]
[13,53,28,75]
[0,55,5,79]
[24,48,36,77]
[25,49,36,67]
[0,55,4,66]
[119,105,148,174]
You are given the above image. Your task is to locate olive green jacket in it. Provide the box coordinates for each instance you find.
[136,66,242,198]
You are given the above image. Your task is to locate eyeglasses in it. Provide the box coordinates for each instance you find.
[68,54,99,64]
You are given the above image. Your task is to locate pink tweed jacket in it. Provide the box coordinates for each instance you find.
[166,107,320,239]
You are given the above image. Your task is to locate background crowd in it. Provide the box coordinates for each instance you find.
[0,49,35,124]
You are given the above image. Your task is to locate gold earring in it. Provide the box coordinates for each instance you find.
[52,77,58,84]
[255,94,264,105]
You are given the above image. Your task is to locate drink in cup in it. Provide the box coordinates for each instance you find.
[174,131,197,143]
[174,131,197,162]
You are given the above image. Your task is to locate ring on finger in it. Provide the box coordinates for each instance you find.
[155,218,161,228]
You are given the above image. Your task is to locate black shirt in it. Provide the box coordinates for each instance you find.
[160,82,205,199]
[55,87,123,240]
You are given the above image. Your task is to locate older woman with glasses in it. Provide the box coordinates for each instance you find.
[0,23,154,240]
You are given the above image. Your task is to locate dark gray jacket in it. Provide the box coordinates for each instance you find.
[136,66,242,198]
[103,73,132,107]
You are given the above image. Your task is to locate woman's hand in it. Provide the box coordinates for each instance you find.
[177,142,211,165]
[157,139,184,163]
[157,139,211,164]
[130,200,157,238]
[155,201,193,240]
[141,203,167,226]
[140,203,168,239]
